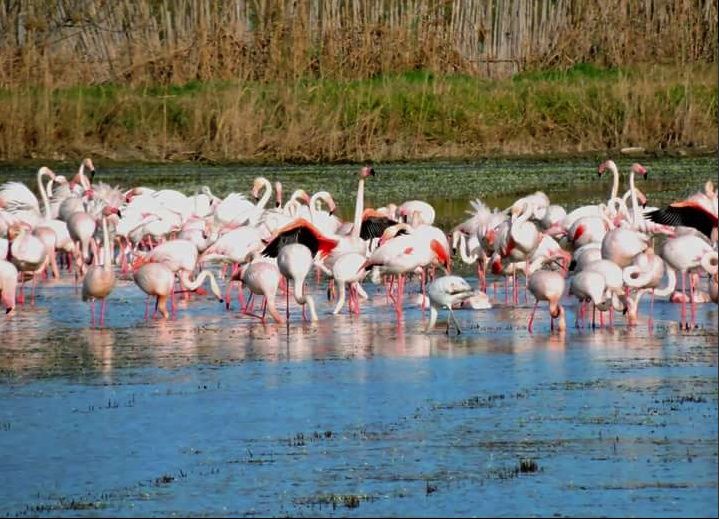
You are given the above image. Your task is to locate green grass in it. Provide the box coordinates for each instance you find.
[0,64,715,162]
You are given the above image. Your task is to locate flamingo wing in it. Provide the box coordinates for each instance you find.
[261,219,337,258]
[360,216,398,240]
[645,204,717,238]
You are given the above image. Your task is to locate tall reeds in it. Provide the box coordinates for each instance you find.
[0,0,716,88]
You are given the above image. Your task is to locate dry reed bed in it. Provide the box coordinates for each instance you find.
[0,0,716,87]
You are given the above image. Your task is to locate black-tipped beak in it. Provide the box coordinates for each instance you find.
[329,210,335,216]
[89,169,96,180]
[116,209,122,218]
[596,172,602,178]
[6,307,12,314]
[275,202,281,208]
[644,172,649,180]
[369,167,375,176]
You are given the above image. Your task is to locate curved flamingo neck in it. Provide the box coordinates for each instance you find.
[608,161,619,201]
[101,216,112,271]
[629,168,639,225]
[37,167,54,220]
[352,178,364,239]
[256,178,273,210]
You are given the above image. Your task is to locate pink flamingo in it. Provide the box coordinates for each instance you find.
[527,270,566,333]
[240,261,285,324]
[660,232,716,329]
[8,224,48,304]
[82,209,117,326]
[0,259,18,314]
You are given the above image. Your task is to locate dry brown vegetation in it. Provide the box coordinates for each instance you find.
[0,0,716,161]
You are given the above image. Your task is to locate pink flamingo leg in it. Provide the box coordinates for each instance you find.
[90,301,96,327]
[285,281,290,322]
[689,273,697,329]
[528,300,539,332]
[100,299,107,327]
[648,289,655,330]
[681,271,687,329]
[420,269,427,315]
[504,277,508,305]
[144,296,150,320]
[235,281,244,309]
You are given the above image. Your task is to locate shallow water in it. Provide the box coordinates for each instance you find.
[0,158,717,517]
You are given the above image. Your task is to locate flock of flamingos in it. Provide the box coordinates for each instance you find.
[0,159,717,334]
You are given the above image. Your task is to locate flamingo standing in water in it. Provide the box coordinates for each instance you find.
[82,208,117,326]
[277,243,319,323]
[240,261,285,324]
[660,231,716,329]
[425,275,474,334]
[527,270,566,333]
[8,224,48,304]
[134,262,223,319]
[0,259,18,314]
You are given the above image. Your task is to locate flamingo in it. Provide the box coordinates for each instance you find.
[425,275,474,334]
[569,271,607,328]
[134,263,175,319]
[82,208,117,326]
[240,260,285,324]
[316,252,368,315]
[660,232,716,329]
[8,224,48,303]
[277,243,319,323]
[622,248,675,325]
[527,270,566,333]
[134,262,223,319]
[0,259,18,314]
[398,200,435,225]
[67,210,98,275]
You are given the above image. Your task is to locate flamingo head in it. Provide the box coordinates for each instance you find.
[360,164,375,179]
[597,159,617,178]
[82,158,96,180]
[631,163,648,180]
[103,206,121,218]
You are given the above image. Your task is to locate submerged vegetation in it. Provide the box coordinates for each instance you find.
[0,0,716,161]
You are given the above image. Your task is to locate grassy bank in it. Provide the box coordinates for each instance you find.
[0,64,716,162]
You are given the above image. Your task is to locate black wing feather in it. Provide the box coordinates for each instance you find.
[645,206,716,238]
[360,217,398,240]
[261,226,320,257]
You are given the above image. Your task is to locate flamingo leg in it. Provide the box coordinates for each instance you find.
[592,305,596,329]
[285,279,290,323]
[420,269,427,315]
[31,274,37,305]
[528,300,539,332]
[648,289,654,330]
[504,276,508,305]
[689,273,697,329]
[225,279,233,310]
[100,299,107,327]
[449,308,462,334]
[90,300,96,327]
[681,271,687,330]
[144,296,150,320]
